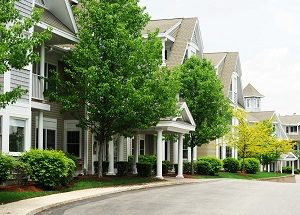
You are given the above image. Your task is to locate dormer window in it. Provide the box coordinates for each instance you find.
[246,98,251,108]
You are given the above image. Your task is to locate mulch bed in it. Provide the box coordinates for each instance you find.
[0,182,43,192]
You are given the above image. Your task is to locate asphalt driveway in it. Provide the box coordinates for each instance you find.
[40,179,300,215]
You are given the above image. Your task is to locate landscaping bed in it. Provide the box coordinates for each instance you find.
[0,176,159,205]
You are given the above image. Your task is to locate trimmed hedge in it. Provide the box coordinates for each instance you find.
[242,158,260,174]
[282,166,292,174]
[223,158,240,173]
[116,161,130,176]
[198,157,222,175]
[139,155,156,167]
[94,161,109,174]
[21,150,76,188]
[137,163,152,177]
[0,153,14,184]
[195,161,212,175]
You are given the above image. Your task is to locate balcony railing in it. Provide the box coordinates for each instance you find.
[229,91,237,104]
[32,74,44,100]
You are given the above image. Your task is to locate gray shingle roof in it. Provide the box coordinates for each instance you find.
[143,18,198,68]
[279,115,300,125]
[243,83,264,98]
[247,111,276,123]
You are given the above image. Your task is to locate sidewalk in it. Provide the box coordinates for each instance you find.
[0,177,217,215]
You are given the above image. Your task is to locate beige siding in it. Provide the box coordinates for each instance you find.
[197,141,216,158]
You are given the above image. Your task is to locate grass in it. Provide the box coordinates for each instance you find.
[0,177,157,205]
[195,172,288,180]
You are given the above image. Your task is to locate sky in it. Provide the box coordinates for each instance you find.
[139,0,300,116]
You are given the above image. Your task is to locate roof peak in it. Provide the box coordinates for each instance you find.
[150,17,197,22]
[243,83,264,98]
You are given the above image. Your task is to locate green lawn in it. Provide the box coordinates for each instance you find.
[195,172,288,180]
[0,177,157,205]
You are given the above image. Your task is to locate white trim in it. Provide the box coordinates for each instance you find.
[165,20,182,36]
[64,0,78,33]
[37,22,79,43]
[64,120,82,158]
[31,101,50,111]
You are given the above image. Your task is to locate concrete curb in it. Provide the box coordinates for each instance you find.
[0,178,219,215]
[256,175,296,183]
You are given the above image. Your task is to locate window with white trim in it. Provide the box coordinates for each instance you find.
[246,98,251,108]
[35,118,57,150]
[139,139,145,155]
[65,121,81,158]
[9,118,25,152]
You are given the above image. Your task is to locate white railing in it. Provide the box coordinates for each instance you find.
[229,91,238,104]
[32,74,44,100]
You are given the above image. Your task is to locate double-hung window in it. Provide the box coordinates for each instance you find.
[9,118,25,152]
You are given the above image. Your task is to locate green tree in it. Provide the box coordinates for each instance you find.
[0,0,50,108]
[179,57,232,174]
[46,0,180,177]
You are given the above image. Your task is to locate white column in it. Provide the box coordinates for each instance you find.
[193,146,197,161]
[280,161,283,173]
[84,130,88,171]
[38,111,43,149]
[133,135,138,174]
[107,140,115,175]
[222,144,226,159]
[40,43,45,99]
[231,147,235,158]
[156,130,163,179]
[292,161,295,175]
[2,115,10,153]
[118,136,124,161]
[176,134,184,179]
[297,159,300,169]
[267,164,270,172]
[235,148,238,159]
[173,139,178,164]
[215,139,219,159]
[162,140,165,161]
[260,164,263,172]
[161,39,166,66]
[187,147,191,162]
[167,141,171,161]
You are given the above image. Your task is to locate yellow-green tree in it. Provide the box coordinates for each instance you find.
[226,109,293,173]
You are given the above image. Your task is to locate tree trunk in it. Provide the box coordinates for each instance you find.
[97,141,104,178]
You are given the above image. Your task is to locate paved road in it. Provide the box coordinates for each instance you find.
[40,179,300,215]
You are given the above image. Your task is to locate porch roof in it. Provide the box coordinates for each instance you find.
[280,152,298,161]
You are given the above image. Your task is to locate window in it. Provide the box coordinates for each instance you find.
[35,129,56,149]
[9,119,25,152]
[139,139,145,155]
[183,145,188,159]
[286,127,289,133]
[246,99,251,108]
[253,98,257,108]
[226,147,232,158]
[131,138,134,156]
[290,126,298,133]
[33,62,57,90]
[67,131,80,157]
[257,99,260,108]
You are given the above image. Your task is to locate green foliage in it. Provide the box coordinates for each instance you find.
[195,161,212,175]
[46,0,180,178]
[282,166,292,174]
[183,161,192,174]
[223,158,240,173]
[137,163,152,177]
[0,0,50,108]
[12,160,31,186]
[179,57,232,147]
[243,158,260,174]
[128,155,133,165]
[139,155,156,166]
[0,153,14,184]
[294,169,300,174]
[21,150,76,188]
[94,161,109,175]
[198,157,222,175]
[116,161,130,176]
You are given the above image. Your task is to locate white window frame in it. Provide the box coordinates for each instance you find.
[64,120,82,158]
[9,118,26,155]
[35,117,57,150]
[246,98,251,108]
[289,126,298,135]
[139,138,145,155]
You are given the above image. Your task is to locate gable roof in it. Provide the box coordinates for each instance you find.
[143,17,200,68]
[243,83,264,98]
[247,111,276,123]
[279,115,300,125]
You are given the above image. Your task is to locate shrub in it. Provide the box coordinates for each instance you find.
[21,150,76,188]
[282,166,292,174]
[94,161,109,174]
[183,161,192,174]
[0,153,14,184]
[223,158,240,173]
[128,155,133,165]
[198,157,222,175]
[243,158,260,174]
[162,160,171,174]
[139,155,156,167]
[137,163,152,177]
[195,161,212,175]
[12,160,31,186]
[294,169,300,174]
[116,161,130,176]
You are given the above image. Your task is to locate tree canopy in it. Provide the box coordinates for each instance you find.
[179,56,232,172]
[0,0,50,108]
[47,0,181,177]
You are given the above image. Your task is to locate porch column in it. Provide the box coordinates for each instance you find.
[193,146,197,161]
[133,135,138,174]
[222,144,226,159]
[38,111,43,149]
[162,140,165,161]
[235,148,238,159]
[40,43,45,99]
[280,161,283,173]
[231,147,235,158]
[167,141,171,161]
[176,134,184,179]
[292,161,295,175]
[107,140,115,175]
[118,136,124,161]
[156,130,163,179]
[297,159,300,169]
[173,139,178,164]
[215,139,219,159]
[267,164,270,172]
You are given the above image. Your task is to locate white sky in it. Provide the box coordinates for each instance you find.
[139,0,300,115]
